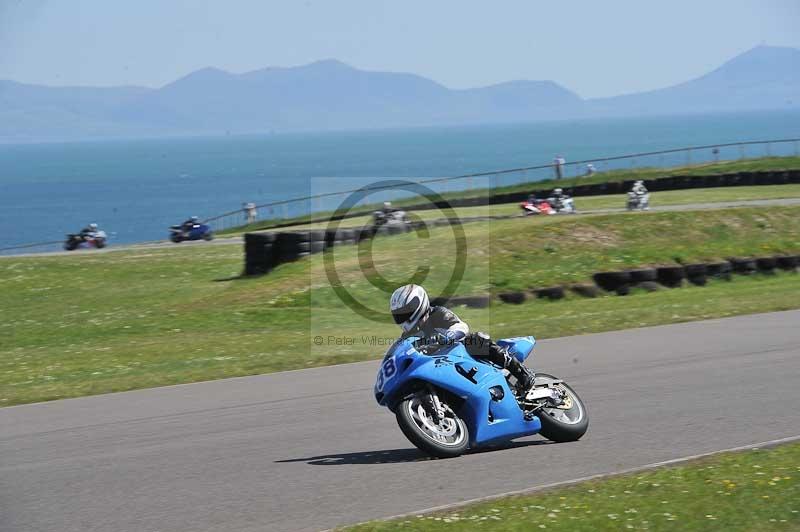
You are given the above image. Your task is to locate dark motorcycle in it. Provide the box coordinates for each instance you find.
[64,231,107,251]
[169,223,214,243]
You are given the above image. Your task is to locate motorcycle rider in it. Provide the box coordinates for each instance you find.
[79,223,99,239]
[550,187,567,211]
[630,180,650,210]
[631,180,648,196]
[390,284,536,397]
[373,201,398,228]
[181,216,200,233]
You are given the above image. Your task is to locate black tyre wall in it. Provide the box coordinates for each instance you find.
[656,266,686,288]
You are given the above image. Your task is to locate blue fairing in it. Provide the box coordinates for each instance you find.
[188,224,212,239]
[497,336,536,363]
[374,337,541,447]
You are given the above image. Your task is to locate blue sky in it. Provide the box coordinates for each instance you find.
[1,0,798,98]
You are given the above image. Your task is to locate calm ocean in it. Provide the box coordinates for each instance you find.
[1,110,798,249]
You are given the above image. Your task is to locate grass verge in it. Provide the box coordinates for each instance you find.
[1,267,798,406]
[344,441,800,531]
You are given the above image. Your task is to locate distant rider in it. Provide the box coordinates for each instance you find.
[181,216,200,232]
[631,180,649,210]
[631,180,648,196]
[373,201,396,228]
[550,187,567,210]
[390,284,536,398]
[79,223,99,239]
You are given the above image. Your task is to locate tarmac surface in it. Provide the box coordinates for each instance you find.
[2,310,799,531]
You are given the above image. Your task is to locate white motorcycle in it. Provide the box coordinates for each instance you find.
[627,192,650,211]
[373,209,408,227]
[549,195,576,214]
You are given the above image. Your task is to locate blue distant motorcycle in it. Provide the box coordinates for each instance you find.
[375,336,588,458]
[169,223,214,243]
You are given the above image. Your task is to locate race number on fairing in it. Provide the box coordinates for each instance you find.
[375,355,397,393]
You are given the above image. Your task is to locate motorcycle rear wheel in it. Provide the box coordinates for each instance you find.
[396,392,469,458]
[533,373,589,442]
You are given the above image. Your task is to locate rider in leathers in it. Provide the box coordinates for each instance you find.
[391,284,535,396]
[631,180,648,196]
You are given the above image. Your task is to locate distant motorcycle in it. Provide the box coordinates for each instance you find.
[64,231,107,251]
[549,195,576,214]
[169,223,214,243]
[521,195,576,216]
[627,192,650,211]
[520,199,556,216]
[373,209,408,227]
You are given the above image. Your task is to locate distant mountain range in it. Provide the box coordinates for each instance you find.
[1,45,798,142]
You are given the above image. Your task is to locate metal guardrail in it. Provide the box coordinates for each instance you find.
[202,138,800,232]
[0,240,63,255]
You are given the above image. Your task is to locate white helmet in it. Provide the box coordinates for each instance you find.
[88,223,98,230]
[554,188,563,195]
[634,180,643,186]
[383,201,392,209]
[390,284,430,332]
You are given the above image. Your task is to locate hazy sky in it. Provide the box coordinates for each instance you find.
[1,0,798,98]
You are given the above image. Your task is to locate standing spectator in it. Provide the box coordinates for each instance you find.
[553,155,566,180]
[243,202,257,224]
[585,163,596,176]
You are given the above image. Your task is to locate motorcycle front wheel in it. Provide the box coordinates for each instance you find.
[533,373,589,442]
[396,391,469,458]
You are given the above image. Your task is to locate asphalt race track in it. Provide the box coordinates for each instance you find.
[2,310,800,531]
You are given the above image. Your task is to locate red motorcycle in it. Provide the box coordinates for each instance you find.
[520,199,556,216]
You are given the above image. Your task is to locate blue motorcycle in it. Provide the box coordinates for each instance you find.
[169,223,214,243]
[374,336,588,458]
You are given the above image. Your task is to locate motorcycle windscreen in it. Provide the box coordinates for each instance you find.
[497,336,536,363]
